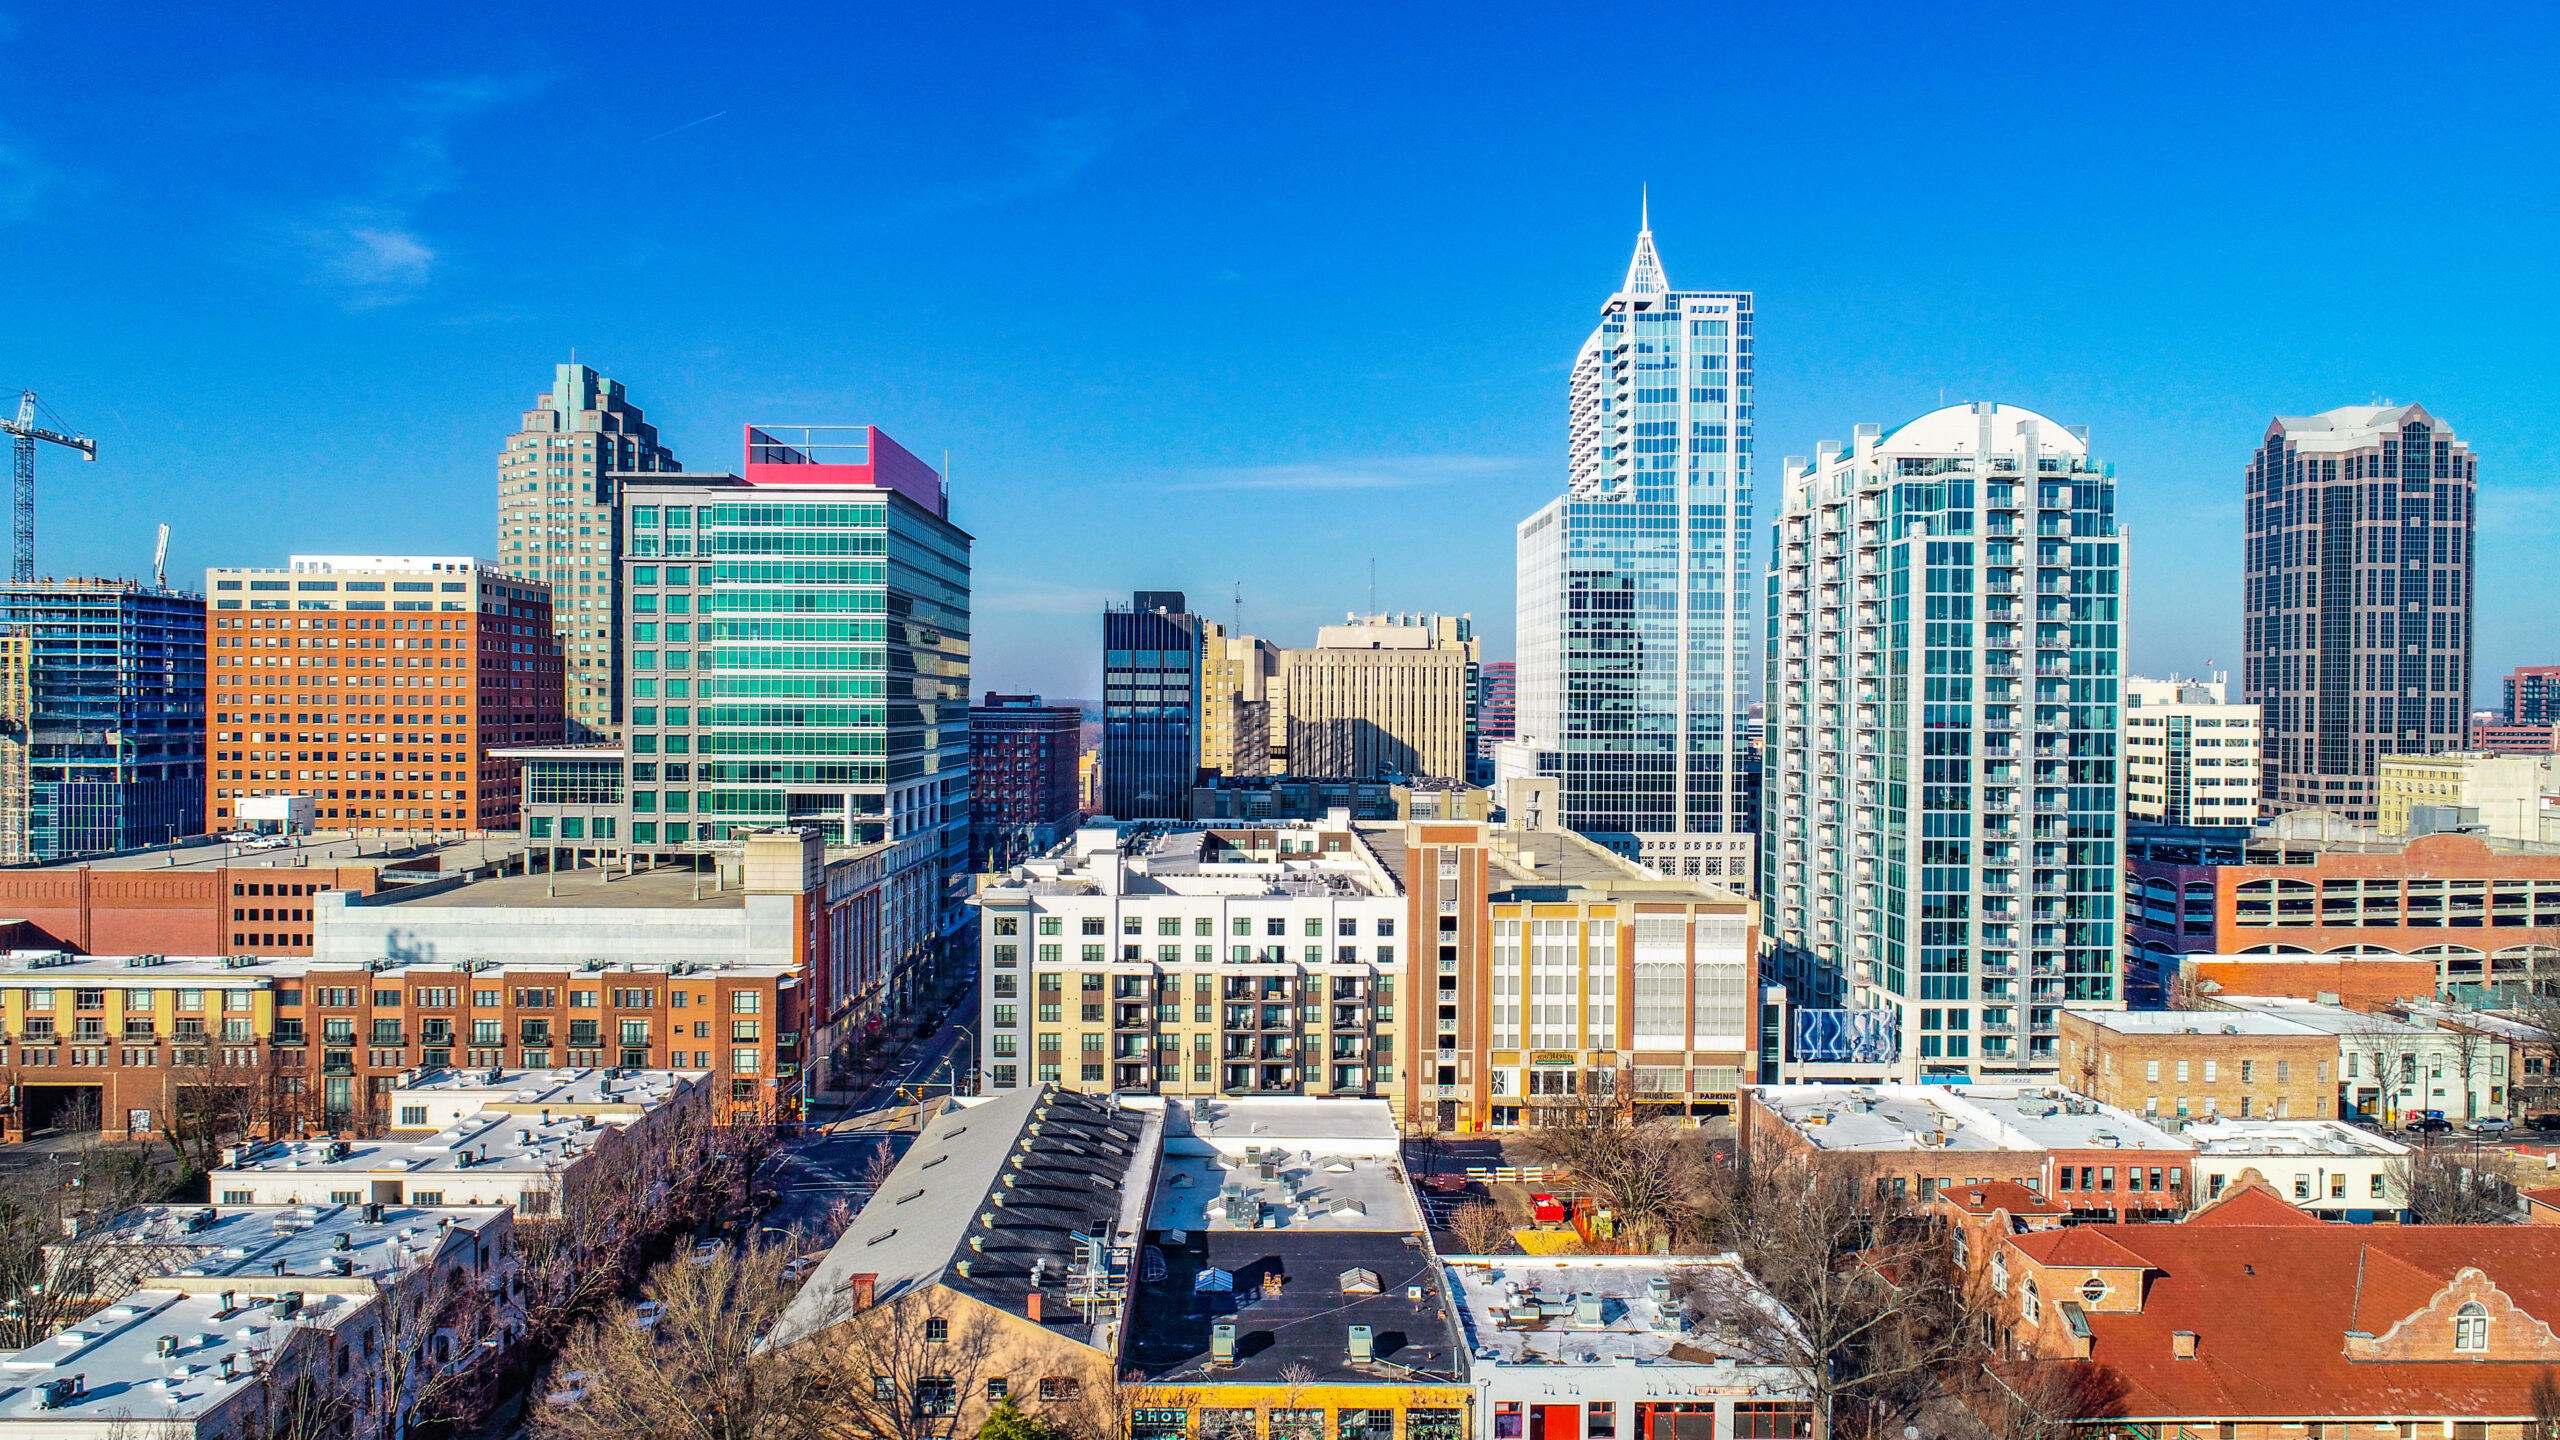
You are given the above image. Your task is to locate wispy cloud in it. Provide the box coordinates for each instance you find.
[1173,456,1543,493]
[228,71,547,307]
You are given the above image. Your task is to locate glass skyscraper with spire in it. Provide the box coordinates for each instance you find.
[1509,210,1756,886]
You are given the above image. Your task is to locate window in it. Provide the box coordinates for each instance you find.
[399,1105,428,1127]
[924,1317,947,1343]
[1037,1378,1082,1402]
[2021,1277,2041,1324]
[1586,1403,1617,1439]
[2373,1173,2389,1199]
[986,1379,1009,1400]
[2079,1276,2107,1304]
[2455,1301,2488,1352]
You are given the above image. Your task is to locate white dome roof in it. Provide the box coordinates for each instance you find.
[1873,402,2087,460]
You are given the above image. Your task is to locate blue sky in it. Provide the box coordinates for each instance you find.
[7,4,2559,705]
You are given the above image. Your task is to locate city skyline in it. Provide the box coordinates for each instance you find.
[9,6,2560,707]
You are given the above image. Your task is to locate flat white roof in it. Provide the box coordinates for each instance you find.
[0,1287,371,1424]
[2214,996,2440,1038]
[2066,1007,2323,1038]
[1444,1255,1793,1369]
[2181,1118,2409,1158]
[392,1066,703,1110]
[216,1107,634,1180]
[1177,1097,1401,1153]
[1753,1083,2189,1154]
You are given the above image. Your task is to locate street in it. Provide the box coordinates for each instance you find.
[759,976,980,1236]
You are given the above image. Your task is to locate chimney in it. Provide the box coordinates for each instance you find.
[1027,1290,1043,1323]
[2172,1331,2197,1360]
[850,1272,877,1310]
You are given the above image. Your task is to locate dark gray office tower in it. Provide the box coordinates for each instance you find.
[1101,592,1202,819]
[2243,404,2476,822]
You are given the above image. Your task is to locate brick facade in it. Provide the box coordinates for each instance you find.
[2060,1010,2339,1121]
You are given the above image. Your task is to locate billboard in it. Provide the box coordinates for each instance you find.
[1793,1007,1900,1063]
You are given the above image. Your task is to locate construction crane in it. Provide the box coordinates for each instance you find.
[152,525,170,590]
[2,391,97,583]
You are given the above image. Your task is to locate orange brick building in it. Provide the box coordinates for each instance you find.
[205,557,563,834]
[0,949,795,1140]
[1988,1177,2560,1432]
[2130,827,2560,1003]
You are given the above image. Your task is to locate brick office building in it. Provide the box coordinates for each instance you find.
[1743,1082,2197,1220]
[0,834,521,957]
[2057,1007,2342,1121]
[969,693,1082,870]
[206,557,564,834]
[2127,822,2560,1003]
[0,950,791,1141]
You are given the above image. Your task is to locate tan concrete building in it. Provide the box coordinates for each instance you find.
[495,363,680,743]
[2059,1007,2339,1121]
[1366,783,1758,1133]
[2125,674,2262,827]
[2377,751,2556,840]
[1278,613,1476,781]
[1197,621,1278,778]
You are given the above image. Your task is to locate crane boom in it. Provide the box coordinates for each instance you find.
[3,390,98,584]
[152,524,170,590]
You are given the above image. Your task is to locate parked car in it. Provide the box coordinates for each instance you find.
[689,1238,727,1265]
[2464,1116,2513,1136]
[782,1256,822,1282]
[2527,1114,2560,1132]
[630,1302,663,1331]
[2405,1116,2455,1134]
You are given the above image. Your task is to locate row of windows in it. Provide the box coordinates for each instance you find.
[993,914,1394,938]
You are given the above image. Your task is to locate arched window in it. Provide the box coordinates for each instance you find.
[2455,1301,2488,1352]
[1991,1249,2009,1295]
[2021,1277,2041,1324]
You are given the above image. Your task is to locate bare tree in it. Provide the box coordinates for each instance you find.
[1686,1143,1976,1440]
[2530,1367,2560,1440]
[1969,1357,2128,1440]
[2509,991,2560,1115]
[1513,1102,1730,1249]
[1445,1201,1514,1256]
[2344,1019,2418,1126]
[533,1239,839,1440]
[2392,1139,2518,1224]
[2436,1021,2495,1123]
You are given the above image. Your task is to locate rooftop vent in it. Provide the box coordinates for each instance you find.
[1348,1324,1374,1363]
[1211,1322,1236,1365]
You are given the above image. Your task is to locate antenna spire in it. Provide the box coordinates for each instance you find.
[1621,190,1668,296]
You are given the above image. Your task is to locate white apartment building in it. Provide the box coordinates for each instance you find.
[1766,403,2126,1081]
[2183,1117,2410,1218]
[2215,995,2515,1122]
[974,819,1406,1106]
[2124,674,2261,826]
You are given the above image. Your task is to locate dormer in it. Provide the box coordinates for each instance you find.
[2346,1266,2560,1363]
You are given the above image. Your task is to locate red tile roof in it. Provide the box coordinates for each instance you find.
[2020,1223,2560,1420]
[2182,1182,2326,1228]
[1942,1180,2066,1217]
[2012,1226,2154,1270]
[2518,1185,2560,1213]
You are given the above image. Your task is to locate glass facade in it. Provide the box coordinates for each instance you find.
[1101,594,1202,820]
[1765,403,2123,1080]
[1515,221,1753,872]
[2242,404,2475,821]
[622,486,972,863]
[0,581,205,859]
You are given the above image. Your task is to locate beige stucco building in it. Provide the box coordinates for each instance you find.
[1278,613,1476,781]
[2376,751,2556,840]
